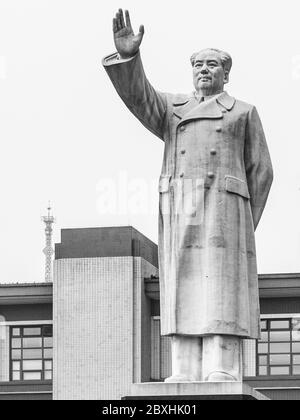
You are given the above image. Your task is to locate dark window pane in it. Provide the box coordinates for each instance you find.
[270,343,290,353]
[23,337,42,348]
[292,343,300,353]
[270,331,290,342]
[270,320,290,330]
[293,365,300,375]
[11,338,21,348]
[259,366,267,376]
[23,371,41,380]
[12,361,20,371]
[270,354,291,365]
[44,371,52,380]
[258,343,268,353]
[259,332,268,342]
[23,349,42,359]
[11,350,21,360]
[43,337,53,348]
[23,328,41,336]
[12,371,20,381]
[270,366,290,375]
[260,320,267,331]
[12,328,20,337]
[42,326,53,337]
[259,355,268,365]
[293,355,300,364]
[23,360,43,371]
[44,349,52,359]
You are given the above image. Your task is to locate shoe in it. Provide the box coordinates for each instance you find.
[164,374,195,383]
[205,371,237,382]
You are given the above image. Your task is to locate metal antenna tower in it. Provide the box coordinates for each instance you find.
[42,203,55,283]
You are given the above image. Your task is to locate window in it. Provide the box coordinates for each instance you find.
[257,318,300,376]
[10,325,53,381]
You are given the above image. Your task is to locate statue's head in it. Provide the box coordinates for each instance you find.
[191,48,232,96]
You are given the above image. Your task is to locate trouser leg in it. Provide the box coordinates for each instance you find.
[165,335,202,382]
[202,335,242,382]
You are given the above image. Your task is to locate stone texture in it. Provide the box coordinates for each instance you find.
[103,51,273,340]
[104,10,273,382]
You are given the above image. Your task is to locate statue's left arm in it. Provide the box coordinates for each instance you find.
[245,106,273,230]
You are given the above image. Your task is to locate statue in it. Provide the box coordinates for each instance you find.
[103,9,273,382]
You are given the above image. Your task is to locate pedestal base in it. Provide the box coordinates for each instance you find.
[124,382,269,400]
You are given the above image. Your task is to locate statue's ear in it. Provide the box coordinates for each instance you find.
[224,70,230,84]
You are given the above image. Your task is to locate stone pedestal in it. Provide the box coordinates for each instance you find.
[124,382,269,400]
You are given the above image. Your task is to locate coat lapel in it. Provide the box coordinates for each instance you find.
[173,95,198,119]
[216,91,236,111]
[173,91,236,125]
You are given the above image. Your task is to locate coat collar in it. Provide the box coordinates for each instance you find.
[173,91,236,124]
[216,91,236,111]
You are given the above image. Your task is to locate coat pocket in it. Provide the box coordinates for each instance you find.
[225,175,250,199]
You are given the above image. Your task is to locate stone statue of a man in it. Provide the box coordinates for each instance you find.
[103,9,273,382]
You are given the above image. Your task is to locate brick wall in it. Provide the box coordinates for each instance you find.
[243,339,257,377]
[0,323,9,382]
[53,256,157,400]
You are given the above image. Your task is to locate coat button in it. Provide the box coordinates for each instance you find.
[222,109,227,113]
[180,173,184,178]
[180,150,186,155]
[216,127,222,132]
[180,125,186,132]
[207,172,214,179]
[210,149,217,155]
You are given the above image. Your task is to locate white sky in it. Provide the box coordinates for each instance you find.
[1,0,300,283]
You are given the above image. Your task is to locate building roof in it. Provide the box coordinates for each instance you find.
[55,226,158,268]
[259,273,300,298]
[1,273,300,305]
[0,283,52,305]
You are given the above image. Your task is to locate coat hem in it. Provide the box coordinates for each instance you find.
[161,330,259,340]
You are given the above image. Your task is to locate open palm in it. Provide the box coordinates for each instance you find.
[113,9,144,59]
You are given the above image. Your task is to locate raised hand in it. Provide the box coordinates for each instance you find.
[113,9,144,59]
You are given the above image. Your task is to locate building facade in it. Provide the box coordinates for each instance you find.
[0,283,52,399]
[0,226,300,400]
[53,227,158,400]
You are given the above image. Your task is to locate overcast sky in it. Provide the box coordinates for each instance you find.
[1,0,300,283]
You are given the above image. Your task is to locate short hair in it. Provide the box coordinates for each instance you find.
[190,48,232,73]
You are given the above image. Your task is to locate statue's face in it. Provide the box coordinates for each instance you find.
[192,50,229,95]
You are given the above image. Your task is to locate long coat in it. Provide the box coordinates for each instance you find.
[103,52,273,339]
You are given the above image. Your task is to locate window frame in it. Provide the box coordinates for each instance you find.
[10,325,53,382]
[256,318,300,377]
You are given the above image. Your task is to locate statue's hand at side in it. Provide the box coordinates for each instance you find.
[113,9,144,59]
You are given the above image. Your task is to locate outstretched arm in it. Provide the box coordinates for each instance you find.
[103,9,167,141]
